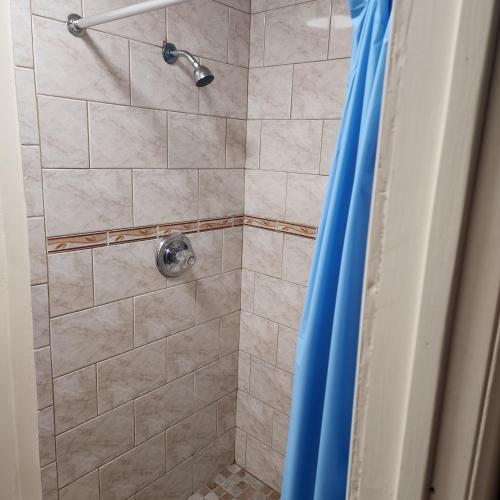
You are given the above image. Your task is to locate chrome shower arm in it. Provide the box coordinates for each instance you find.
[169,49,199,68]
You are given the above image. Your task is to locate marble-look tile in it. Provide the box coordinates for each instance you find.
[199,169,244,219]
[218,0,250,12]
[38,96,88,169]
[236,390,273,445]
[56,403,134,487]
[240,311,278,364]
[218,391,237,435]
[84,0,166,45]
[248,66,293,119]
[168,0,228,62]
[43,169,132,236]
[251,0,305,12]
[329,0,353,59]
[135,459,193,500]
[21,146,44,217]
[14,68,39,145]
[199,60,248,119]
[59,470,99,500]
[32,0,81,21]
[320,119,341,175]
[249,13,265,67]
[235,428,247,467]
[134,283,196,346]
[48,250,93,317]
[220,311,240,356]
[33,17,129,104]
[97,339,167,413]
[10,0,33,67]
[166,404,217,469]
[89,103,167,169]
[99,433,166,500]
[244,120,261,170]
[222,227,243,272]
[196,271,241,323]
[254,273,305,330]
[245,436,283,491]
[226,119,246,169]
[245,170,287,220]
[250,357,292,415]
[282,233,315,285]
[276,325,297,373]
[194,353,238,407]
[264,0,330,65]
[40,463,58,500]
[272,411,289,455]
[238,351,251,393]
[168,112,226,169]
[228,9,250,67]
[285,173,328,226]
[133,169,198,226]
[134,373,195,443]
[93,239,165,305]
[31,284,50,349]
[34,346,53,410]
[260,119,322,174]
[292,59,350,119]
[53,365,97,434]
[240,269,255,312]
[242,226,283,277]
[38,406,56,466]
[130,40,198,113]
[51,299,134,376]
[192,429,235,490]
[167,320,220,381]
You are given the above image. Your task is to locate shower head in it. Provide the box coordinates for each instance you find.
[162,42,214,87]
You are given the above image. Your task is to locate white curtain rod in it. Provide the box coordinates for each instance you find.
[66,0,188,36]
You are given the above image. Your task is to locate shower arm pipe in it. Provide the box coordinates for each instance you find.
[66,0,188,36]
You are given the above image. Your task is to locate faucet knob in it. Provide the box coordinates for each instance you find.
[156,234,196,278]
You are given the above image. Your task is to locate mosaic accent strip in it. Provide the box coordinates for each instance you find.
[46,216,317,253]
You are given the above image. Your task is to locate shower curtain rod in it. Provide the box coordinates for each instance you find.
[66,0,188,36]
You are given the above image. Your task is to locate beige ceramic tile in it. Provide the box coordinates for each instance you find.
[59,470,99,500]
[245,170,287,220]
[167,320,220,381]
[240,269,255,312]
[220,311,240,356]
[245,435,284,491]
[10,0,33,67]
[226,119,246,169]
[260,119,323,174]
[196,271,241,323]
[320,119,341,174]
[99,433,166,500]
[93,239,166,305]
[329,0,353,59]
[199,169,244,219]
[166,404,217,469]
[134,373,195,443]
[218,391,237,435]
[219,0,250,12]
[38,96,89,169]
[282,233,315,285]
[14,67,39,145]
[32,0,81,21]
[242,226,283,277]
[33,17,129,104]
[248,66,293,119]
[133,169,198,226]
[236,390,273,445]
[43,169,133,236]
[134,283,196,346]
[238,351,251,393]
[31,284,50,348]
[28,217,47,285]
[130,40,198,113]
[235,427,247,467]
[48,250,93,317]
[249,13,265,67]
[21,146,44,217]
[34,346,53,410]
[254,273,306,329]
[240,310,278,364]
[244,120,261,170]
[251,0,305,12]
[97,339,167,413]
[199,60,248,119]
[89,103,167,169]
[56,403,134,487]
[250,357,292,415]
[228,9,250,67]
[40,463,58,500]
[285,173,328,226]
[272,410,289,455]
[38,406,56,466]
[53,365,98,434]
[222,227,243,272]
[51,299,134,376]
[276,325,298,373]
[194,353,238,407]
[292,59,350,119]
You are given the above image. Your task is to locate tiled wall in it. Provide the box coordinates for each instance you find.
[235,0,351,491]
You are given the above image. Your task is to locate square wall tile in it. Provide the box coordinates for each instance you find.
[236,390,273,445]
[31,284,50,349]
[220,311,240,356]
[272,411,289,455]
[240,269,255,313]
[222,226,243,272]
[226,119,246,169]
[320,119,341,175]
[34,347,53,409]
[40,463,58,500]
[14,67,39,145]
[245,435,283,491]
[199,169,244,219]
[59,471,99,500]
[245,120,261,170]
[282,233,315,285]
[240,310,278,364]
[218,391,237,435]
[276,325,297,373]
[228,9,250,67]
[10,0,33,67]
[21,146,44,217]
[329,0,353,59]
[238,351,250,392]
[285,173,328,226]
[249,13,265,67]
[242,226,283,277]
[27,217,47,285]
[244,170,287,220]
[235,428,247,467]
[32,0,81,21]
[38,406,56,466]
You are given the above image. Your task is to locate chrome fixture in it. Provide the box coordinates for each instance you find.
[162,43,214,87]
[156,234,196,278]
[66,0,187,37]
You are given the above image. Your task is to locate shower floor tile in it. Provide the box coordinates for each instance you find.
[188,463,280,499]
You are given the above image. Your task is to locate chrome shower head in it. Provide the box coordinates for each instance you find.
[162,42,214,87]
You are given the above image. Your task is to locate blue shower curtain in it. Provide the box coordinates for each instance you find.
[281,1,392,499]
